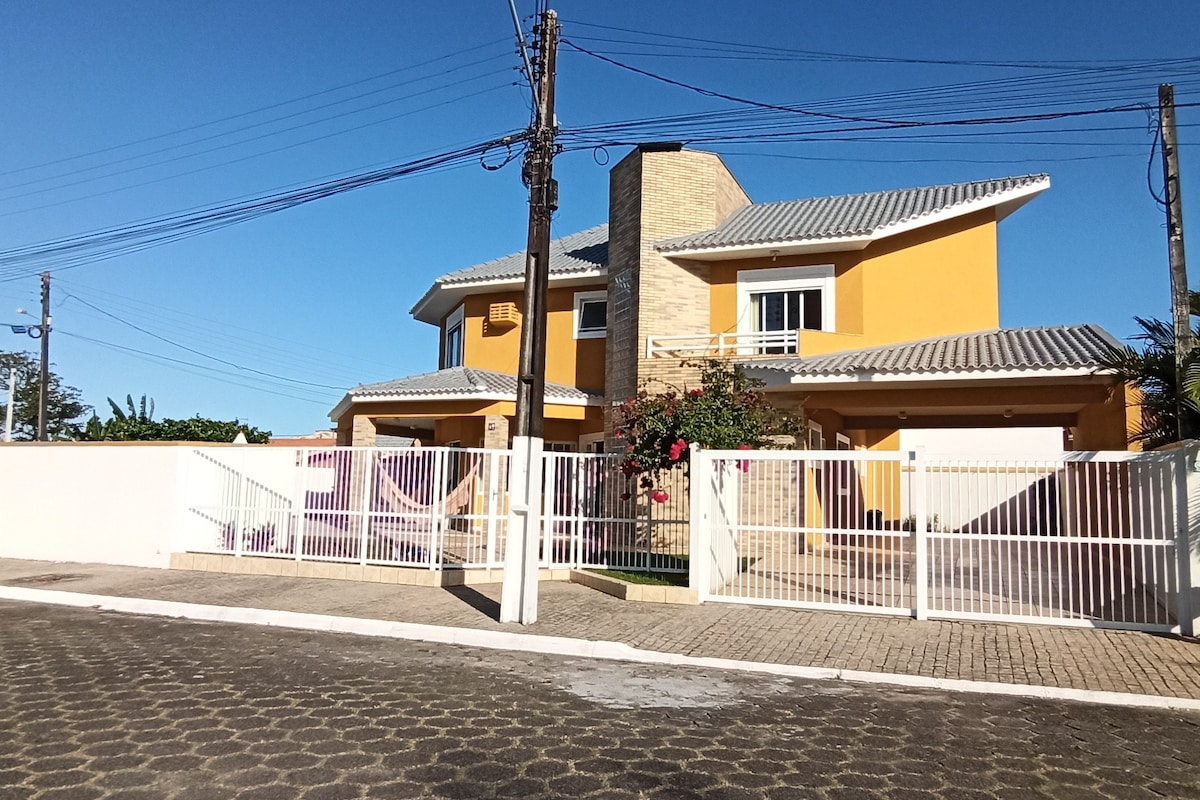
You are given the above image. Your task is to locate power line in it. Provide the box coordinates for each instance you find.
[0,83,513,219]
[0,134,525,280]
[559,98,1199,153]
[54,277,403,378]
[718,149,1139,166]
[561,39,1200,147]
[561,39,916,126]
[0,38,511,180]
[0,67,513,205]
[58,330,335,405]
[559,19,1190,70]
[555,49,1200,146]
[61,293,346,390]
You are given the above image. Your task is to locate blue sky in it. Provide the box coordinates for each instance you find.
[0,1,1196,435]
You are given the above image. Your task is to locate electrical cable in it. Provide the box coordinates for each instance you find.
[58,330,335,405]
[54,277,402,377]
[558,19,1189,70]
[0,83,513,219]
[554,49,1200,145]
[557,104,1200,152]
[1146,112,1170,208]
[0,67,513,204]
[562,39,917,126]
[0,38,511,180]
[0,133,527,279]
[61,293,346,390]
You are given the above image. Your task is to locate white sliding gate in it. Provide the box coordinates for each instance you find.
[691,447,1190,632]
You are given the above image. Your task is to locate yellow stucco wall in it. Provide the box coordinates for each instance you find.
[441,283,607,392]
[434,416,483,446]
[1072,386,1136,451]
[708,210,1000,353]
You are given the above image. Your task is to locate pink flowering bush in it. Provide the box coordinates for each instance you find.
[614,360,803,495]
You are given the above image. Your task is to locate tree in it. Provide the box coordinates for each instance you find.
[83,398,271,443]
[1100,293,1200,449]
[613,359,803,500]
[84,393,158,440]
[109,393,155,423]
[0,350,90,440]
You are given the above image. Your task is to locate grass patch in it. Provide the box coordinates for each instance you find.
[592,550,689,571]
[590,568,689,587]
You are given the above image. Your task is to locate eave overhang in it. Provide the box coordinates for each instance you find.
[656,178,1049,262]
[409,268,607,326]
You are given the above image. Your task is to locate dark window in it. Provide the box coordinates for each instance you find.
[578,299,607,335]
[444,322,463,368]
[751,289,822,353]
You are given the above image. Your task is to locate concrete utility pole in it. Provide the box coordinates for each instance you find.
[1159,84,1193,440]
[38,271,51,442]
[501,7,559,625]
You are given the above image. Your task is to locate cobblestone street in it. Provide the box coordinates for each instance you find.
[2,601,1198,799]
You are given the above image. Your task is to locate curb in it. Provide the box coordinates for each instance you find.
[3,585,1199,714]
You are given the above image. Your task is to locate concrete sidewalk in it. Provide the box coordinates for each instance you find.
[2,557,1199,704]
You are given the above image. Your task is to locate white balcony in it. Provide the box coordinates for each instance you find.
[645,330,799,358]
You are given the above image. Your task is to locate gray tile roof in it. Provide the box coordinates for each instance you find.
[657,175,1048,253]
[374,434,416,447]
[349,366,597,402]
[434,224,608,286]
[742,325,1121,378]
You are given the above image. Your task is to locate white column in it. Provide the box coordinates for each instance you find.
[500,435,544,624]
[912,447,929,621]
[688,446,710,600]
[1176,441,1200,637]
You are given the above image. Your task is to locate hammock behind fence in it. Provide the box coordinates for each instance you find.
[373,452,484,519]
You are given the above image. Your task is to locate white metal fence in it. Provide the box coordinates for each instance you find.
[182,442,1196,633]
[691,448,1187,632]
[185,446,687,573]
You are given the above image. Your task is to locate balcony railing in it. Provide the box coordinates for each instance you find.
[645,330,799,358]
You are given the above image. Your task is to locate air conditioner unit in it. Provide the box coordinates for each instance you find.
[488,302,520,329]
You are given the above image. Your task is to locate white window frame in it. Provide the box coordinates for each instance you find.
[443,304,465,368]
[735,265,836,340]
[579,432,606,453]
[573,290,608,340]
[807,420,826,451]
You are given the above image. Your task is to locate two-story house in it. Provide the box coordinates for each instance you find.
[330,144,1134,453]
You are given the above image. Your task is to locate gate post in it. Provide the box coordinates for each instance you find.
[1175,441,1200,637]
[688,446,710,600]
[357,449,374,567]
[500,436,544,624]
[912,448,929,621]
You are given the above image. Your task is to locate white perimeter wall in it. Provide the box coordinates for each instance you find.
[0,444,192,568]
[898,428,1067,532]
[0,444,303,569]
[899,427,1064,455]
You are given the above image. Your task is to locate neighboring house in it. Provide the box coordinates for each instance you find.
[330,143,1134,452]
[267,429,338,447]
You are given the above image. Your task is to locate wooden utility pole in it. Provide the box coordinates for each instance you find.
[37,271,50,442]
[501,7,559,625]
[1159,84,1193,440]
[513,9,558,440]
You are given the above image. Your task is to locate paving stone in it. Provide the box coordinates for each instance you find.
[1,601,1199,800]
